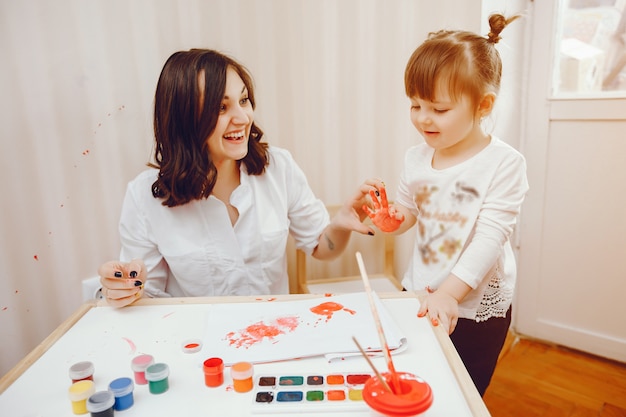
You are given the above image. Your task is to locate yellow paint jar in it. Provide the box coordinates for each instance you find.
[68,380,95,414]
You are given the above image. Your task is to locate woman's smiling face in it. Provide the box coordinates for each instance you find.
[205,66,254,164]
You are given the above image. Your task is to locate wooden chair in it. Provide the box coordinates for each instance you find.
[296,205,403,294]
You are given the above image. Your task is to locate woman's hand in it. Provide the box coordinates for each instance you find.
[363,187,404,233]
[98,259,146,308]
[329,178,387,235]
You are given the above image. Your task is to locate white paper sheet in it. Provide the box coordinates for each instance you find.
[201,292,407,365]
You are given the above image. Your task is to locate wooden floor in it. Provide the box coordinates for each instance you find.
[483,333,626,417]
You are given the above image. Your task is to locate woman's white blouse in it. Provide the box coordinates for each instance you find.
[118,147,329,297]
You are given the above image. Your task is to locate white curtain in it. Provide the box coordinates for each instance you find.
[0,0,523,377]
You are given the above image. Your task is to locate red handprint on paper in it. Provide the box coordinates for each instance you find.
[363,187,404,233]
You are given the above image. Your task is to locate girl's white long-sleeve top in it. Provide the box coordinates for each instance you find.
[118,146,329,298]
[396,137,529,321]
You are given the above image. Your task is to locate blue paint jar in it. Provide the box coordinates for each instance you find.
[108,377,134,411]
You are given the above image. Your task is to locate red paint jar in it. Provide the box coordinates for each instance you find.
[130,354,154,385]
[69,361,95,384]
[203,357,224,387]
[362,372,433,416]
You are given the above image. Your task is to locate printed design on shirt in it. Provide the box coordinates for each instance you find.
[413,184,470,265]
[451,181,479,204]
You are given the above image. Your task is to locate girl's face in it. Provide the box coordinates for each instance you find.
[409,84,483,154]
[206,67,254,164]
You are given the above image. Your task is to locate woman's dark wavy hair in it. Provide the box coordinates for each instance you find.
[149,49,269,207]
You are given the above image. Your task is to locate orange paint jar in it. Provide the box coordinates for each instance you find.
[203,357,224,387]
[231,361,254,393]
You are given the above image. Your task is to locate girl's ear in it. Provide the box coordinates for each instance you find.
[478,92,496,117]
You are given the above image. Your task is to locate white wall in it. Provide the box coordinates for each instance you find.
[0,0,525,377]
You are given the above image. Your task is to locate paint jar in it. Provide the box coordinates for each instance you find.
[131,354,154,385]
[68,380,96,415]
[231,361,254,393]
[108,376,134,411]
[362,372,433,417]
[145,362,170,394]
[86,391,115,417]
[69,361,95,383]
[202,357,224,387]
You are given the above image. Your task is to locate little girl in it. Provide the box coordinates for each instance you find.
[365,14,529,396]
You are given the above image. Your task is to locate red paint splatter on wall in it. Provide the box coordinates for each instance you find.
[225,316,300,348]
[33,255,38,261]
[2,307,7,311]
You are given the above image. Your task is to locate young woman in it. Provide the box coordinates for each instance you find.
[99,49,379,308]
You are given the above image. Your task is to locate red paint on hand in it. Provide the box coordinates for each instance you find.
[363,187,404,233]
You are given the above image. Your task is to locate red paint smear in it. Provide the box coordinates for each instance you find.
[2,307,7,311]
[310,302,344,321]
[184,343,199,349]
[162,311,175,319]
[266,297,276,301]
[225,316,300,348]
[324,293,333,297]
[122,337,137,354]
[33,255,38,261]
[82,149,90,155]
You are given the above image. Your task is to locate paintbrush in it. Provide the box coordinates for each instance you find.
[352,336,393,393]
[356,251,401,394]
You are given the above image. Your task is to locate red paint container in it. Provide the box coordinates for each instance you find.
[130,354,154,385]
[203,357,224,387]
[69,361,95,384]
[362,372,433,416]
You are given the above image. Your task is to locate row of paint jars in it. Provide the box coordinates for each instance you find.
[68,377,135,416]
[68,357,170,415]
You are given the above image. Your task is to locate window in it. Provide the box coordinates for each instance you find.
[554,0,626,96]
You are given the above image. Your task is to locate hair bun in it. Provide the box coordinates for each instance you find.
[486,13,520,44]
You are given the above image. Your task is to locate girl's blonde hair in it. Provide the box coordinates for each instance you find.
[404,14,520,108]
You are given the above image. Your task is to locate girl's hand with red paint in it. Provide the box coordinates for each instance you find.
[417,289,459,335]
[417,275,471,334]
[363,187,405,233]
[98,259,146,308]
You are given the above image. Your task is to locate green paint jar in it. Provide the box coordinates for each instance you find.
[145,363,169,394]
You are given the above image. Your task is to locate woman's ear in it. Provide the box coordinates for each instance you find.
[478,92,496,117]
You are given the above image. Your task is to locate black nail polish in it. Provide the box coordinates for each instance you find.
[134,280,143,287]
[368,231,375,236]
[130,271,138,278]
[375,191,380,197]
[114,271,122,278]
